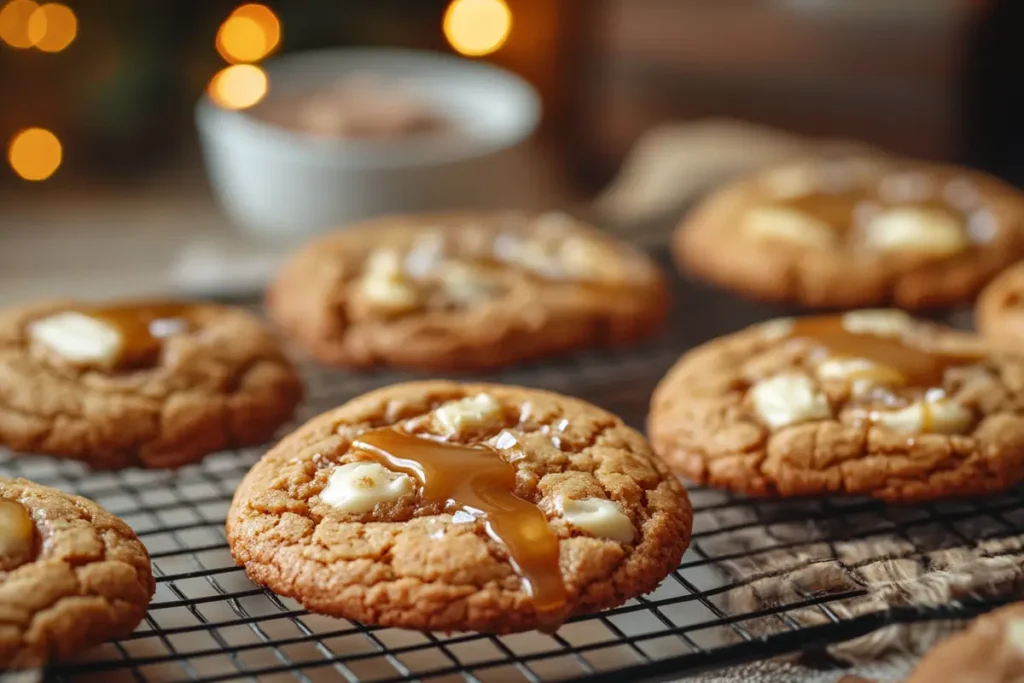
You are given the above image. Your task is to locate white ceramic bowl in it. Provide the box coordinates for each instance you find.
[196,48,542,241]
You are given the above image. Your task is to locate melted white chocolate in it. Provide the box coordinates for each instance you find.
[558,496,635,544]
[320,462,414,514]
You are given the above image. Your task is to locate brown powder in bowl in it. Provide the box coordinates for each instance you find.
[252,75,452,140]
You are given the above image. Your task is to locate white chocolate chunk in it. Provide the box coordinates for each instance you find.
[501,238,563,278]
[496,214,575,277]
[559,235,630,281]
[816,358,905,396]
[434,393,503,434]
[862,207,968,256]
[866,398,972,435]
[359,249,420,312]
[360,278,420,311]
[841,309,913,338]
[360,278,419,312]
[494,214,626,281]
[1005,618,1024,655]
[320,462,414,513]
[364,248,404,279]
[750,374,831,429]
[150,317,189,339]
[558,496,635,543]
[492,232,523,263]
[758,317,795,341]
[29,312,123,368]
[403,232,447,279]
[438,261,495,304]
[741,207,837,249]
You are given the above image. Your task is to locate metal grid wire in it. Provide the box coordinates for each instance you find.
[2,246,1018,683]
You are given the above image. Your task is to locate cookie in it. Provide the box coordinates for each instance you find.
[906,602,1024,683]
[227,381,691,633]
[674,154,1024,309]
[648,309,1024,501]
[266,211,668,370]
[0,476,154,669]
[0,299,303,469]
[976,261,1024,349]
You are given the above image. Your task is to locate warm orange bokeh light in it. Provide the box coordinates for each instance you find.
[208,64,268,110]
[8,128,62,181]
[216,3,280,64]
[27,2,76,52]
[231,4,279,51]
[443,0,511,57]
[0,0,39,49]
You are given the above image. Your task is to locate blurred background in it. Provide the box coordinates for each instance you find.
[0,0,1019,303]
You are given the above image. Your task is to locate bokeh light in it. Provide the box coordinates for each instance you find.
[0,0,39,49]
[8,128,62,181]
[27,2,76,52]
[231,4,279,52]
[216,3,280,64]
[208,64,268,110]
[443,0,512,57]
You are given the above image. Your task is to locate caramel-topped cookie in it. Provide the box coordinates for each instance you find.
[648,310,1024,501]
[0,477,154,669]
[674,154,1024,309]
[227,381,691,633]
[0,299,303,468]
[977,261,1024,350]
[907,602,1024,683]
[267,211,668,370]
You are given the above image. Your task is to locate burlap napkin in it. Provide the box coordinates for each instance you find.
[673,488,1024,681]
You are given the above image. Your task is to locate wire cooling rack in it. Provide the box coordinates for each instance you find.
[3,245,1019,683]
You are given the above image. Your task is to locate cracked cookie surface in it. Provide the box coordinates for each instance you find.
[266,211,668,370]
[0,300,303,468]
[648,310,1024,502]
[977,261,1024,350]
[227,381,691,633]
[674,154,1024,309]
[907,602,1024,683]
[0,476,154,669]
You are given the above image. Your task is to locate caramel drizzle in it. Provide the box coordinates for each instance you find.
[786,316,985,433]
[789,316,980,389]
[921,402,935,432]
[352,428,566,616]
[79,301,196,368]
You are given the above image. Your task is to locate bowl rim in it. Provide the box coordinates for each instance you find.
[195,47,542,169]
